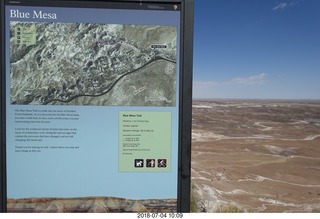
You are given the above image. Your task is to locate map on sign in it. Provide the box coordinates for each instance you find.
[10,22,177,106]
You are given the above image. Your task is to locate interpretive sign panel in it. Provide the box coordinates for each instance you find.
[0,0,193,213]
[119,111,172,172]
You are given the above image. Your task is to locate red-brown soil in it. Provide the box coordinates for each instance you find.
[7,197,177,213]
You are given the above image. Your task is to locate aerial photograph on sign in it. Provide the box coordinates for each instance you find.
[10,22,177,106]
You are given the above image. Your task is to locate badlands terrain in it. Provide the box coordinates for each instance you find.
[192,99,320,212]
[7,197,176,213]
[10,22,176,106]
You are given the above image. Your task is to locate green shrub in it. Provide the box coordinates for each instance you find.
[216,204,244,213]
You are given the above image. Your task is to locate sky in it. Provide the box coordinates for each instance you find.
[193,0,320,100]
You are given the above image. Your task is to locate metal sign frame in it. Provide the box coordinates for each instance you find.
[0,0,193,212]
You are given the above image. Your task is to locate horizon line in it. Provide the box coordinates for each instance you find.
[192,97,320,102]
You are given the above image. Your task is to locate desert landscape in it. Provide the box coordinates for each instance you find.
[191,99,320,212]
[7,197,177,213]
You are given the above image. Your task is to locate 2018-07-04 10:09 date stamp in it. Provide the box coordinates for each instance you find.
[136,213,183,218]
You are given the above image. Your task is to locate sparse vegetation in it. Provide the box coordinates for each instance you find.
[190,183,200,212]
[190,183,244,213]
[190,183,208,212]
[215,204,244,213]
[190,193,199,212]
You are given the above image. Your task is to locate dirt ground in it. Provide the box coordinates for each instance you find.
[191,99,320,212]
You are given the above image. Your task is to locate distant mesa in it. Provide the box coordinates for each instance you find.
[7,196,177,213]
